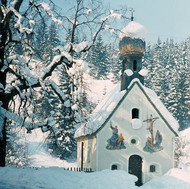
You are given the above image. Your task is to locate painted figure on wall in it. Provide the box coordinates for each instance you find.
[155,130,163,148]
[106,122,126,150]
[143,115,163,153]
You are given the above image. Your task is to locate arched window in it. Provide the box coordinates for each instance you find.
[133,60,137,71]
[132,108,139,119]
[111,164,118,170]
[149,165,156,173]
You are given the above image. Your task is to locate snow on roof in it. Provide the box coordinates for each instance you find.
[74,84,126,138]
[75,80,179,138]
[143,86,179,134]
[119,21,147,41]
[138,69,149,77]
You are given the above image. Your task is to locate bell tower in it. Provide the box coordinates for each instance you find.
[119,13,146,91]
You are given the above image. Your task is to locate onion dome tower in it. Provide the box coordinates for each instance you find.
[119,11,146,90]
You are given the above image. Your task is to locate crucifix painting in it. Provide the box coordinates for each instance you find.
[143,115,163,153]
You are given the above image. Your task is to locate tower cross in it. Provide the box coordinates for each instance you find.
[130,8,135,21]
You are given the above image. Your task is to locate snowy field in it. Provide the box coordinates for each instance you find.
[0,167,137,189]
[0,165,190,189]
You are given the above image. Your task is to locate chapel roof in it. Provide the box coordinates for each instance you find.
[74,79,179,139]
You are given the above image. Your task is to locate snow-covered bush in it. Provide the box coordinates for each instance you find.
[175,128,190,170]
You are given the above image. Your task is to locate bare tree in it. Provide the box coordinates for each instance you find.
[0,0,126,166]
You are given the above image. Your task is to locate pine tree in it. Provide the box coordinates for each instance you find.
[6,122,29,167]
[47,22,61,60]
[106,44,122,83]
[144,38,190,131]
[46,66,77,159]
[168,41,190,130]
[87,35,109,79]
[32,20,61,62]
[33,19,49,60]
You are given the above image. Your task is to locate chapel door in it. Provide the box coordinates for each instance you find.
[128,155,143,186]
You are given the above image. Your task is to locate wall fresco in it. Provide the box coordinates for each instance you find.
[143,116,163,153]
[106,123,126,150]
[143,130,163,153]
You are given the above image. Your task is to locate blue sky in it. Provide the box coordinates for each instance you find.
[53,0,190,44]
[105,0,190,43]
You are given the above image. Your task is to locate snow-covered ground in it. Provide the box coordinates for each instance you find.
[141,168,190,189]
[0,165,190,189]
[0,167,137,189]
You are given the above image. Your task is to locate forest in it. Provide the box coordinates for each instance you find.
[0,0,189,167]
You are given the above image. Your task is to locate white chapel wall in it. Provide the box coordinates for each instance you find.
[96,84,176,183]
[77,137,97,170]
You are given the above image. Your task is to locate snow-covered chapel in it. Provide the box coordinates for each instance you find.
[74,18,179,186]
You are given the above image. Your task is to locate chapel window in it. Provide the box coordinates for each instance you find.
[132,108,139,119]
[111,164,119,170]
[111,163,121,170]
[149,165,156,173]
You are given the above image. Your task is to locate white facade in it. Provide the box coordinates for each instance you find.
[76,82,178,185]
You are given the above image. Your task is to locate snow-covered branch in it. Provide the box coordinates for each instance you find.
[39,2,62,25]
[9,6,32,34]
[0,105,56,133]
[5,51,73,102]
[41,52,73,80]
[47,80,66,103]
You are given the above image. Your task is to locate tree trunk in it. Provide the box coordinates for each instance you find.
[0,123,6,167]
[0,35,7,166]
[0,76,7,167]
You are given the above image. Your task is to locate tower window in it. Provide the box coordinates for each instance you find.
[132,108,139,119]
[133,60,137,71]
[149,165,156,173]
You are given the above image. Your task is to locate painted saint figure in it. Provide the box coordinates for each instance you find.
[106,122,126,150]
[143,137,155,153]
[117,133,125,148]
[109,125,118,146]
[155,130,162,148]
